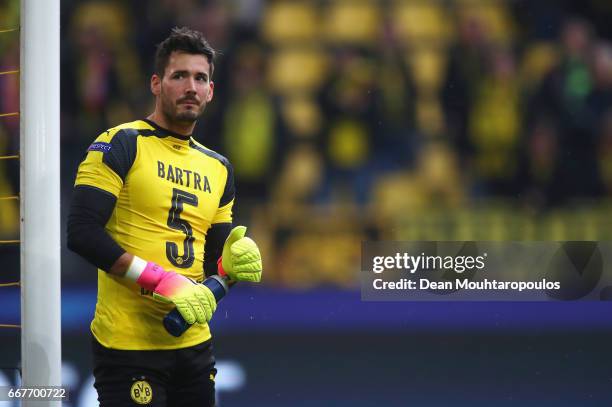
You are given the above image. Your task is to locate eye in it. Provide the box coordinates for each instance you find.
[172,72,185,79]
[196,74,208,82]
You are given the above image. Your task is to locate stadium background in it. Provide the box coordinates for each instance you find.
[0,0,612,405]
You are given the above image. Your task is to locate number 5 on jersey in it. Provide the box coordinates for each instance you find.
[166,188,198,268]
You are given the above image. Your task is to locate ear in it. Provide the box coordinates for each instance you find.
[206,81,214,102]
[151,74,161,96]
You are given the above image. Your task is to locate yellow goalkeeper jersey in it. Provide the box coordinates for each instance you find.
[75,119,234,350]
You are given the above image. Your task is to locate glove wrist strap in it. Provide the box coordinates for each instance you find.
[217,257,227,278]
[125,256,165,291]
[125,256,147,281]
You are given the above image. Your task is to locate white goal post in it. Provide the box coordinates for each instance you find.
[19,0,61,405]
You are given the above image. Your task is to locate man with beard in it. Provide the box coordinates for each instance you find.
[67,27,262,406]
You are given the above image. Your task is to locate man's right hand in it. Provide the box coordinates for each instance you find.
[151,269,217,325]
[128,259,217,325]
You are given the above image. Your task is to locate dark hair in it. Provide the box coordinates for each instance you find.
[154,27,216,77]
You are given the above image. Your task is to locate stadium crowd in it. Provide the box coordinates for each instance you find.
[49,0,612,207]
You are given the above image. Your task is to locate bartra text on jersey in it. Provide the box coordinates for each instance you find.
[157,161,212,193]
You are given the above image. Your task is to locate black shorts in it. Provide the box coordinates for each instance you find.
[92,336,216,406]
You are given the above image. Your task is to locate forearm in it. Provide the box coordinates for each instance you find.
[108,252,134,276]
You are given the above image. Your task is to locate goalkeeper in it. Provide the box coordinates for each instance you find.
[66,27,262,407]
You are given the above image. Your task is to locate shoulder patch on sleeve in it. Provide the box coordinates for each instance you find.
[88,142,112,153]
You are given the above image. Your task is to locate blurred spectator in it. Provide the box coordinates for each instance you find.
[468,48,521,196]
[442,14,492,165]
[587,42,612,133]
[63,1,143,144]
[592,43,612,192]
[318,47,379,205]
[527,19,604,204]
[222,43,276,201]
[518,117,561,208]
[373,19,417,169]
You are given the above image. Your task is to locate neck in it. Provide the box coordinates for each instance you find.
[147,111,195,136]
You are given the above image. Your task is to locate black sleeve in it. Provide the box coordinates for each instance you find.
[66,185,126,271]
[219,161,235,207]
[102,129,138,181]
[203,222,232,277]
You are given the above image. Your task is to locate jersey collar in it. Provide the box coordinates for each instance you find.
[143,119,192,141]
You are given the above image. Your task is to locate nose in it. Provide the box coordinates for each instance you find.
[185,77,197,94]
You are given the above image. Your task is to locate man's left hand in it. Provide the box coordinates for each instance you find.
[218,226,262,282]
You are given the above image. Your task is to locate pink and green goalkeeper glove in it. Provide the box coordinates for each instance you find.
[127,258,216,325]
[217,226,262,282]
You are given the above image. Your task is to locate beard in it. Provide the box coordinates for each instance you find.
[160,92,206,125]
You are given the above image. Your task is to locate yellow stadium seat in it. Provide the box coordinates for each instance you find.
[71,1,129,43]
[274,144,323,203]
[261,2,320,45]
[417,143,461,194]
[267,47,328,94]
[323,0,382,46]
[372,171,429,222]
[405,48,448,92]
[280,95,323,139]
[392,0,453,45]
